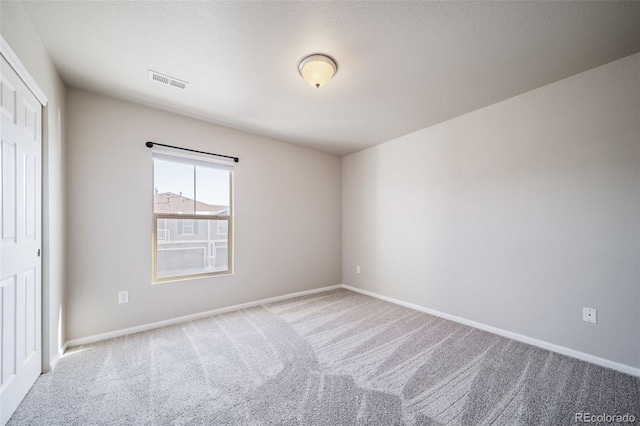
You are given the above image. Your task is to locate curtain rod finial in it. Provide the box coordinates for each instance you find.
[146,142,154,148]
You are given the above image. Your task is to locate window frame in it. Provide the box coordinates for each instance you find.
[151,156,233,283]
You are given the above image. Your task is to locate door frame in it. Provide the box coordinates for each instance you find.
[0,36,51,374]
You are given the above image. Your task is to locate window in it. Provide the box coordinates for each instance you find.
[179,219,195,235]
[152,152,232,282]
[157,218,170,242]
[217,220,228,235]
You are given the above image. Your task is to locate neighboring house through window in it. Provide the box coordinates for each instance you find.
[152,149,233,282]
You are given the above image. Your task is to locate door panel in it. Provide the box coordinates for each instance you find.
[1,140,16,241]
[24,155,36,241]
[0,54,42,425]
[0,76,16,124]
[1,276,16,383]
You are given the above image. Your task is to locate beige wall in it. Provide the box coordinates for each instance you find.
[342,53,640,369]
[65,88,341,340]
[3,0,636,372]
[0,1,67,370]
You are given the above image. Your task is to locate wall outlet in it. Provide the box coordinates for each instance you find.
[356,266,361,274]
[118,291,129,304]
[583,307,597,324]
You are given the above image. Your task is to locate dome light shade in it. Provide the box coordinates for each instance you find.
[298,54,338,88]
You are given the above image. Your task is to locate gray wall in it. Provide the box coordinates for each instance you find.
[342,53,640,368]
[65,88,341,340]
[0,1,67,370]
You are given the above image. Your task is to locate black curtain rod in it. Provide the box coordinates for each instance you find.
[145,141,239,163]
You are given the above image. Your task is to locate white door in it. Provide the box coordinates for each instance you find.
[0,55,42,425]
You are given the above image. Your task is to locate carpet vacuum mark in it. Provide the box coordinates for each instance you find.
[8,289,640,425]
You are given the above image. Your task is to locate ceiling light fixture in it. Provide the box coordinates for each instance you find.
[298,54,338,88]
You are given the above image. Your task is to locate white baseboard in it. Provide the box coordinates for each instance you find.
[45,343,68,372]
[61,283,639,378]
[341,284,640,378]
[65,285,342,348]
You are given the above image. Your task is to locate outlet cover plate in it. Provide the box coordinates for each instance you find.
[118,291,129,304]
[583,307,597,324]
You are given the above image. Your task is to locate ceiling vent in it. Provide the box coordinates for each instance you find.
[148,70,189,90]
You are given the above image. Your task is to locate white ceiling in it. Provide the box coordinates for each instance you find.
[21,1,640,156]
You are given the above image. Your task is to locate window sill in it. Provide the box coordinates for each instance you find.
[152,270,234,285]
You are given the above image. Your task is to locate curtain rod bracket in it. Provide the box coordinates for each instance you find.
[146,141,239,163]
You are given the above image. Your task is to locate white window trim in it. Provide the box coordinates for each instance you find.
[151,147,234,170]
[151,151,233,283]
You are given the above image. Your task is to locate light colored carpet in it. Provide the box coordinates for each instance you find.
[9,289,640,425]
